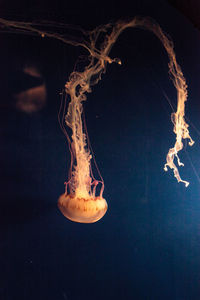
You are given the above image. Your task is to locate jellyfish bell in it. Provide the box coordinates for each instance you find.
[58,193,108,223]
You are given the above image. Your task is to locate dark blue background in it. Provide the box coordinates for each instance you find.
[0,0,200,299]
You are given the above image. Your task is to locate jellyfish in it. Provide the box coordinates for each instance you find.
[57,17,194,223]
[0,17,194,223]
[57,85,108,223]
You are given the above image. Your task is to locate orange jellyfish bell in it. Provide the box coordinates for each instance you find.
[58,193,108,223]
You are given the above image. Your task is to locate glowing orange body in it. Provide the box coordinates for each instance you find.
[58,194,108,223]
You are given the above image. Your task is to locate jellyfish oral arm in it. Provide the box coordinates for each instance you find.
[164,144,189,187]
[65,95,91,199]
[164,79,194,186]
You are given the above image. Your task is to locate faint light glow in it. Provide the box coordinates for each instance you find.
[23,65,42,78]
[15,66,47,113]
[15,84,46,113]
